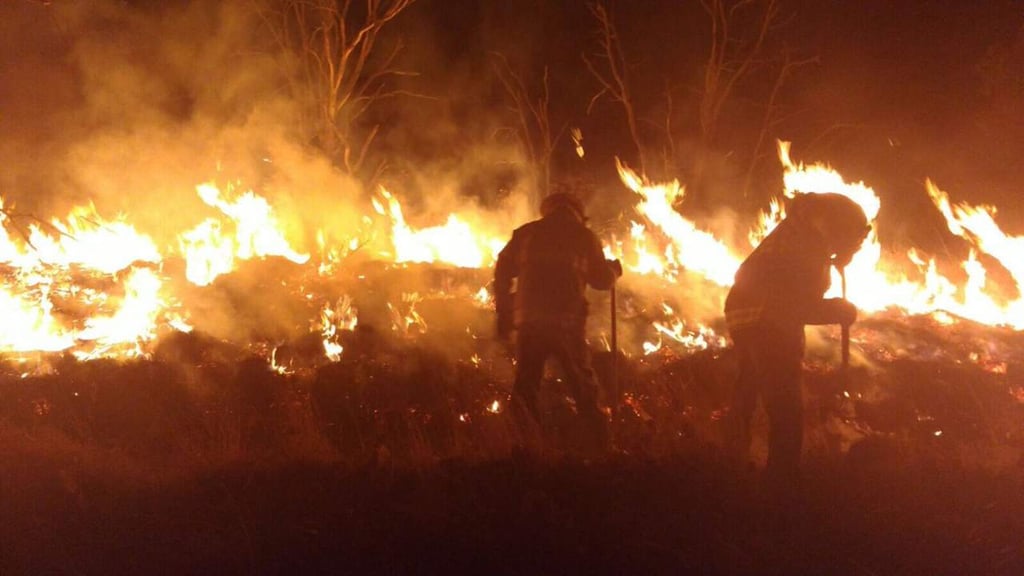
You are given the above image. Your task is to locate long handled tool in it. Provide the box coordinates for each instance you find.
[610,283,619,412]
[840,267,850,369]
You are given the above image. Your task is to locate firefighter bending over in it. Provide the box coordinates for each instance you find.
[725,192,870,487]
[494,191,623,446]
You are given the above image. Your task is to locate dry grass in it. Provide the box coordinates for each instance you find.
[1,317,1023,574]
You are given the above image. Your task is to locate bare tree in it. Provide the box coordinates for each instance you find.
[254,0,416,179]
[698,0,780,145]
[583,2,646,176]
[741,51,818,201]
[491,53,563,199]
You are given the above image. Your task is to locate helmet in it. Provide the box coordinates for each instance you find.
[540,192,586,220]
[789,192,869,245]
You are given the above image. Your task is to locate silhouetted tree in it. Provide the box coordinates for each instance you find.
[253,0,416,180]
[491,53,562,202]
[583,2,646,176]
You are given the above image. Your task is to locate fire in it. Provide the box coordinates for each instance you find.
[0,287,74,353]
[616,159,742,286]
[316,229,365,277]
[74,267,166,360]
[388,292,428,335]
[473,286,492,307]
[14,202,162,273]
[777,143,1023,328]
[612,140,1024,358]
[179,182,309,286]
[372,187,506,268]
[651,304,728,351]
[926,180,1024,327]
[319,295,358,362]
[1,139,1022,366]
[0,198,170,358]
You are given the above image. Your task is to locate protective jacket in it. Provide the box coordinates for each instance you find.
[725,193,867,335]
[494,207,616,333]
[724,217,835,335]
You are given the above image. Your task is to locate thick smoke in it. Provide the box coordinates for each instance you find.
[0,1,543,244]
[0,0,544,347]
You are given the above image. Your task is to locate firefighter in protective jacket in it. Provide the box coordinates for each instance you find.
[494,192,622,440]
[725,192,870,485]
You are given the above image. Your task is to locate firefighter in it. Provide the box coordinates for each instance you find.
[724,192,870,487]
[494,191,623,449]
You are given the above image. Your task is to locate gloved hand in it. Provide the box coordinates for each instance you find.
[833,250,855,269]
[825,298,858,326]
[607,258,624,278]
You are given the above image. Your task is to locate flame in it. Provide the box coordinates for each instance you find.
[473,286,492,307]
[270,347,294,375]
[179,182,309,286]
[616,159,743,286]
[372,187,505,268]
[0,141,1021,367]
[388,292,427,335]
[650,304,727,352]
[925,180,1024,327]
[613,140,1024,356]
[316,229,365,277]
[776,143,1024,328]
[0,199,170,359]
[319,295,358,362]
[73,268,166,360]
[13,203,162,273]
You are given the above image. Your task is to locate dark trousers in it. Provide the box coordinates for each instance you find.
[728,324,805,482]
[512,321,603,423]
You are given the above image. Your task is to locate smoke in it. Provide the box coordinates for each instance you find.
[9,1,1016,360]
[0,0,522,349]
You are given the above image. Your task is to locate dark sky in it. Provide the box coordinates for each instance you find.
[401,0,1024,243]
[1,0,1022,248]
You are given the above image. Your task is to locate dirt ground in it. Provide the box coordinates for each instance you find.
[3,420,1023,575]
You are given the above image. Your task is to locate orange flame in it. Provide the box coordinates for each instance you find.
[372,187,505,268]
[179,182,309,286]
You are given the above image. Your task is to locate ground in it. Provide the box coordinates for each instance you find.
[2,335,1023,575]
